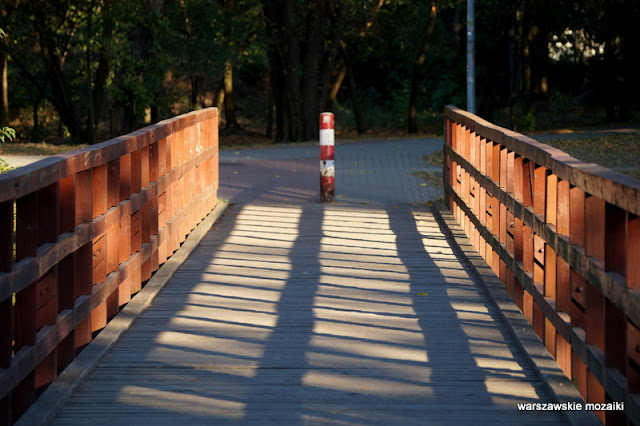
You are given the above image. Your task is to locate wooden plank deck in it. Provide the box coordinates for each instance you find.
[46,203,571,425]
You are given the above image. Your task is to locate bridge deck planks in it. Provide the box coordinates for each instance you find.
[50,204,568,425]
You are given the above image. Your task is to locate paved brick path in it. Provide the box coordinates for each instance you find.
[218,138,443,205]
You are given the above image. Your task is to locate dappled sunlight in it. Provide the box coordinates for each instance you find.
[51,204,565,424]
[117,386,246,419]
[309,335,430,363]
[302,371,435,397]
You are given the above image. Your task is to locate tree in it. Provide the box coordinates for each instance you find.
[260,0,346,141]
[0,28,8,126]
[408,1,437,133]
[3,0,116,143]
[0,28,14,139]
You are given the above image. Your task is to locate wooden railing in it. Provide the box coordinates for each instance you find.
[0,108,219,424]
[443,105,640,424]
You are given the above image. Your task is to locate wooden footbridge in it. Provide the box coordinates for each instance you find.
[1,107,638,425]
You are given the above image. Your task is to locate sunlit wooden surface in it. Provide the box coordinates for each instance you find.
[50,204,567,425]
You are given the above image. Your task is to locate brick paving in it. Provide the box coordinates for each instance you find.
[219,137,444,205]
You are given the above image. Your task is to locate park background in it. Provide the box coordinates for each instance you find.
[0,0,639,148]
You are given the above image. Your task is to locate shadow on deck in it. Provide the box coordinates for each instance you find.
[22,202,595,425]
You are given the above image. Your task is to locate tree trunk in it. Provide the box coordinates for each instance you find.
[266,78,274,138]
[327,62,346,111]
[509,1,526,130]
[261,0,345,141]
[215,79,225,110]
[85,0,96,145]
[31,96,42,142]
[341,44,364,134]
[223,60,240,130]
[114,0,165,134]
[408,1,437,134]
[0,49,8,126]
[32,0,83,140]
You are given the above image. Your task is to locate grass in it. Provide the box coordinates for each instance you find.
[0,141,88,156]
[412,133,640,187]
[542,133,640,179]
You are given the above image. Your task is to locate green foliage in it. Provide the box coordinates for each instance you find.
[0,158,11,173]
[517,110,536,132]
[0,126,15,173]
[1,0,638,144]
[0,127,15,144]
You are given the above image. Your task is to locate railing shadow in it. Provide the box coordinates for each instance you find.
[45,202,570,424]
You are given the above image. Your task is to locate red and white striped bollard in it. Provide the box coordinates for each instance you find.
[320,112,335,202]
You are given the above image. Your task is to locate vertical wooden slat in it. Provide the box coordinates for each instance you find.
[573,352,588,401]
[131,211,141,254]
[585,195,605,262]
[557,180,570,236]
[0,201,13,368]
[585,280,605,349]
[629,214,640,289]
[522,159,533,208]
[533,166,547,219]
[16,192,38,261]
[37,183,58,245]
[57,254,75,370]
[603,205,627,412]
[35,271,57,391]
[585,275,606,421]
[107,159,120,209]
[479,137,486,176]
[165,131,174,173]
[491,143,500,184]
[605,299,626,375]
[514,218,523,262]
[570,269,586,329]
[75,242,92,351]
[544,245,557,353]
[569,186,585,246]
[76,170,93,225]
[141,143,150,189]
[506,151,515,195]
[131,149,142,194]
[119,153,132,202]
[627,321,640,393]
[546,174,558,227]
[59,175,75,234]
[0,199,13,425]
[499,147,507,189]
[522,225,534,274]
[605,204,626,276]
[556,334,571,378]
[14,191,37,419]
[92,164,108,218]
[523,290,534,326]
[158,138,167,177]
[556,257,571,314]
[149,138,159,182]
[36,183,61,394]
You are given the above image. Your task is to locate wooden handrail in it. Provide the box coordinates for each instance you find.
[0,108,219,424]
[444,105,640,424]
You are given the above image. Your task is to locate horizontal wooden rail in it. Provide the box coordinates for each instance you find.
[443,105,640,424]
[0,108,219,424]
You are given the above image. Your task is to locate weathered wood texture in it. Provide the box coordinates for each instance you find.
[0,109,219,424]
[48,204,568,424]
[444,104,640,424]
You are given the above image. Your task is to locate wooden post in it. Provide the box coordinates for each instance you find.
[320,112,335,202]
